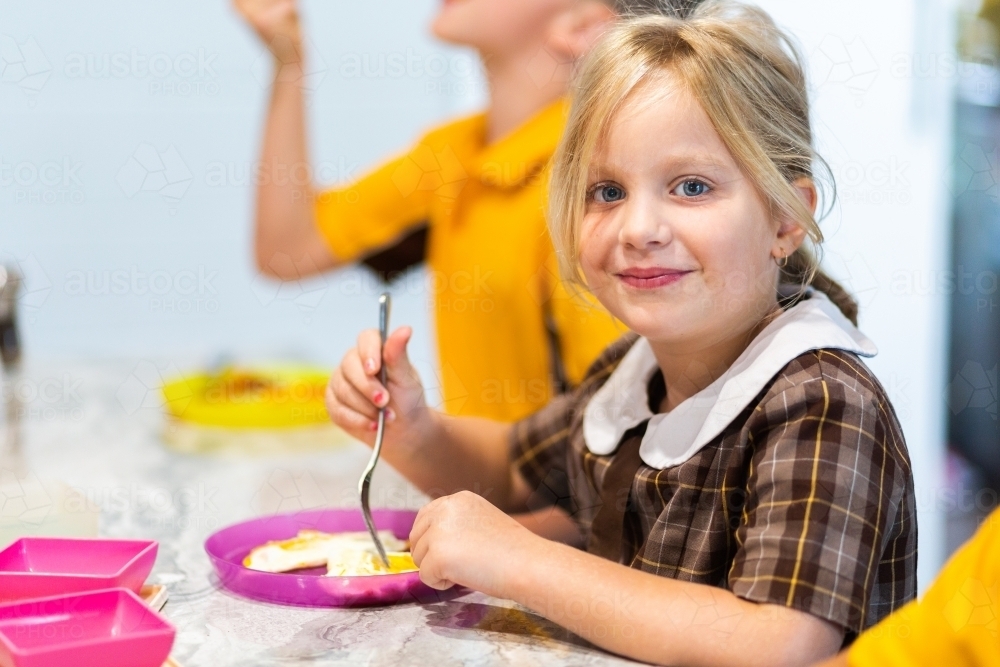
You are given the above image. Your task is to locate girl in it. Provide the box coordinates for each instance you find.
[326,3,916,665]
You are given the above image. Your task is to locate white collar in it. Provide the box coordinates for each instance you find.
[582,292,877,469]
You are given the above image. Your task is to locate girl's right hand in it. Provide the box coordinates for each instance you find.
[232,0,303,65]
[325,326,433,450]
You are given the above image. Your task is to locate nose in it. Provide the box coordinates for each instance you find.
[618,193,672,250]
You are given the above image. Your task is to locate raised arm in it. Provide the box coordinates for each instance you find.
[325,326,532,512]
[234,0,340,279]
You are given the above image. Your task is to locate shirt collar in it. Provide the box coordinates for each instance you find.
[473,98,568,189]
[582,291,878,469]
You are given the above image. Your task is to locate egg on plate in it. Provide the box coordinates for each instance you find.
[243,529,418,577]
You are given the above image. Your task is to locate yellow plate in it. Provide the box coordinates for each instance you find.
[161,366,330,429]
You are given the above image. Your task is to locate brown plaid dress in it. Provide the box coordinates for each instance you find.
[511,334,917,643]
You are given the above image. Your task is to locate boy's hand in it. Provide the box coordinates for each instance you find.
[409,490,537,598]
[233,0,304,66]
[326,325,433,450]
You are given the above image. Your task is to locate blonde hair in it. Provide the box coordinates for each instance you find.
[609,0,703,17]
[550,1,859,324]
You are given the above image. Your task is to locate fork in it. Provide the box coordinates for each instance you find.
[358,292,391,567]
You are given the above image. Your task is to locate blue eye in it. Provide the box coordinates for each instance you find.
[674,180,710,197]
[592,184,626,203]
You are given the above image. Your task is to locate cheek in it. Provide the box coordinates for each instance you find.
[577,213,615,281]
[688,213,776,303]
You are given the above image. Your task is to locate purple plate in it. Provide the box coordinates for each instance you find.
[205,508,435,607]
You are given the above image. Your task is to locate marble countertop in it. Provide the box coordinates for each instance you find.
[0,361,645,666]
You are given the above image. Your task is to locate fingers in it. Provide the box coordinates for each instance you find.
[356,329,384,378]
[329,366,379,423]
[383,326,414,375]
[328,324,422,442]
[408,499,436,551]
[358,326,419,402]
[409,502,455,591]
[341,344,389,410]
[419,571,455,591]
[358,326,412,373]
[325,382,372,438]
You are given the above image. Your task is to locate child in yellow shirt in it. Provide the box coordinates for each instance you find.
[233,0,691,421]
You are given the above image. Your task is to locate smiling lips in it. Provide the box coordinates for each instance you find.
[616,267,692,289]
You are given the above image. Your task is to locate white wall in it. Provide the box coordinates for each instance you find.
[753,0,955,588]
[2,0,484,379]
[2,0,952,584]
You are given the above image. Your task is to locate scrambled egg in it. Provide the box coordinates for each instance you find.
[243,530,418,577]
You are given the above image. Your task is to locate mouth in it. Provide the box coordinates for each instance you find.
[615,267,693,289]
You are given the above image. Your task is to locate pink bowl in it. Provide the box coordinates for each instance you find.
[0,538,157,603]
[205,508,440,607]
[0,588,175,667]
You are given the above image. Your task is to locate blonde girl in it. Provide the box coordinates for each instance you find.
[325,3,916,665]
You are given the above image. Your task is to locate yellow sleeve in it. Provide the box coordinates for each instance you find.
[546,254,627,386]
[314,145,434,263]
[315,113,479,262]
[848,508,1000,667]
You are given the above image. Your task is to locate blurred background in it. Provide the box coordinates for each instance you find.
[1,0,996,595]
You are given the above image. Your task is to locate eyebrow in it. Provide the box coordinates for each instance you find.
[587,153,732,181]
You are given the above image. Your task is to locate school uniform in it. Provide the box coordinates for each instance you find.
[510,291,917,644]
[314,100,622,421]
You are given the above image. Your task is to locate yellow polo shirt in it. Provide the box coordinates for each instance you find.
[315,100,623,421]
[848,507,1000,667]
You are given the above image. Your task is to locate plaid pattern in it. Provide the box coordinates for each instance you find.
[511,334,917,641]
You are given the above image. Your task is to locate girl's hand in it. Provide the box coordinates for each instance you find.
[232,0,303,66]
[326,325,433,451]
[409,491,538,597]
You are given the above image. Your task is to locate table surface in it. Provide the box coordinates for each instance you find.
[0,361,644,667]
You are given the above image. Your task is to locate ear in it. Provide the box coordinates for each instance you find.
[772,178,815,259]
[546,1,617,61]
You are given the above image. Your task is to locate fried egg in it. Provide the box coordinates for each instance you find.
[243,529,418,576]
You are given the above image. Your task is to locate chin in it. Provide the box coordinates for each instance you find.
[623,314,679,342]
[430,5,478,46]
[603,300,679,341]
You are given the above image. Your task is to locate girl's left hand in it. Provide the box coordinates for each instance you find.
[409,491,537,597]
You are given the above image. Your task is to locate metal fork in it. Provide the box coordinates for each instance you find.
[358,292,391,567]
